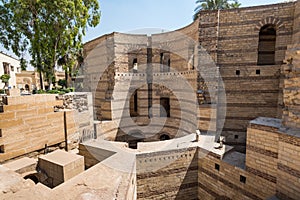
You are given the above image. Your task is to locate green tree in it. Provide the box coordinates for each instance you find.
[0,0,100,89]
[57,48,83,88]
[20,58,27,71]
[0,74,10,91]
[228,0,241,8]
[194,0,241,20]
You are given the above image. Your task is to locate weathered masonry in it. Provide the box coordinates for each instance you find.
[0,1,299,200]
[82,1,299,152]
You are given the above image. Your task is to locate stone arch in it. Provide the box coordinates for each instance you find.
[254,17,283,31]
[25,84,30,91]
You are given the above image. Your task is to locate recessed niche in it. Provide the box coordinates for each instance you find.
[240,175,246,183]
[0,145,5,153]
[256,69,261,75]
[215,163,220,171]
[236,70,240,75]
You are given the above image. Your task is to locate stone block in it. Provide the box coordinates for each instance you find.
[38,150,84,187]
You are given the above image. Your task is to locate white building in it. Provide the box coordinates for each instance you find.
[0,52,21,90]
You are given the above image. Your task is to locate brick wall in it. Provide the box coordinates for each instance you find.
[198,2,296,150]
[277,133,300,199]
[0,95,77,162]
[136,147,198,199]
[245,118,300,200]
[198,150,275,199]
[282,0,300,129]
[82,2,298,150]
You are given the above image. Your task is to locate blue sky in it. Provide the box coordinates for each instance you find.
[83,0,284,42]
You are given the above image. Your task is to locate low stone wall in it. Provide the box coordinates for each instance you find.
[0,94,78,162]
[198,148,275,199]
[55,92,94,145]
[136,147,198,199]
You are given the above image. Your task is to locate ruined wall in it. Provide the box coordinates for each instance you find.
[136,147,198,199]
[55,92,94,144]
[113,71,198,141]
[198,2,296,151]
[246,122,279,186]
[0,95,77,162]
[282,0,300,129]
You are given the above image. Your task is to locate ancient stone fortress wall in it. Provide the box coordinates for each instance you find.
[83,22,211,142]
[82,2,298,151]
[0,93,93,162]
[197,2,296,151]
[82,32,116,121]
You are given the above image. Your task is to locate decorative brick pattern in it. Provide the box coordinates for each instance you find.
[278,163,300,179]
[246,166,277,183]
[199,167,263,200]
[247,144,278,158]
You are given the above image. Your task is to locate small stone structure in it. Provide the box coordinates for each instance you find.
[38,150,84,188]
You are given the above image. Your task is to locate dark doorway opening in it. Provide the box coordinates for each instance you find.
[160,97,170,117]
[258,24,276,65]
[24,174,39,184]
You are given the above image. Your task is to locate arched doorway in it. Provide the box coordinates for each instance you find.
[258,24,276,65]
[25,84,30,91]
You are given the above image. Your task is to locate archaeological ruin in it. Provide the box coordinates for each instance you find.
[0,1,300,199]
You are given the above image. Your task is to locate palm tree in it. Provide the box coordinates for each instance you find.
[229,0,241,8]
[194,0,241,20]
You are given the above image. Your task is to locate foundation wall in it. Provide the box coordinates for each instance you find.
[0,95,77,162]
